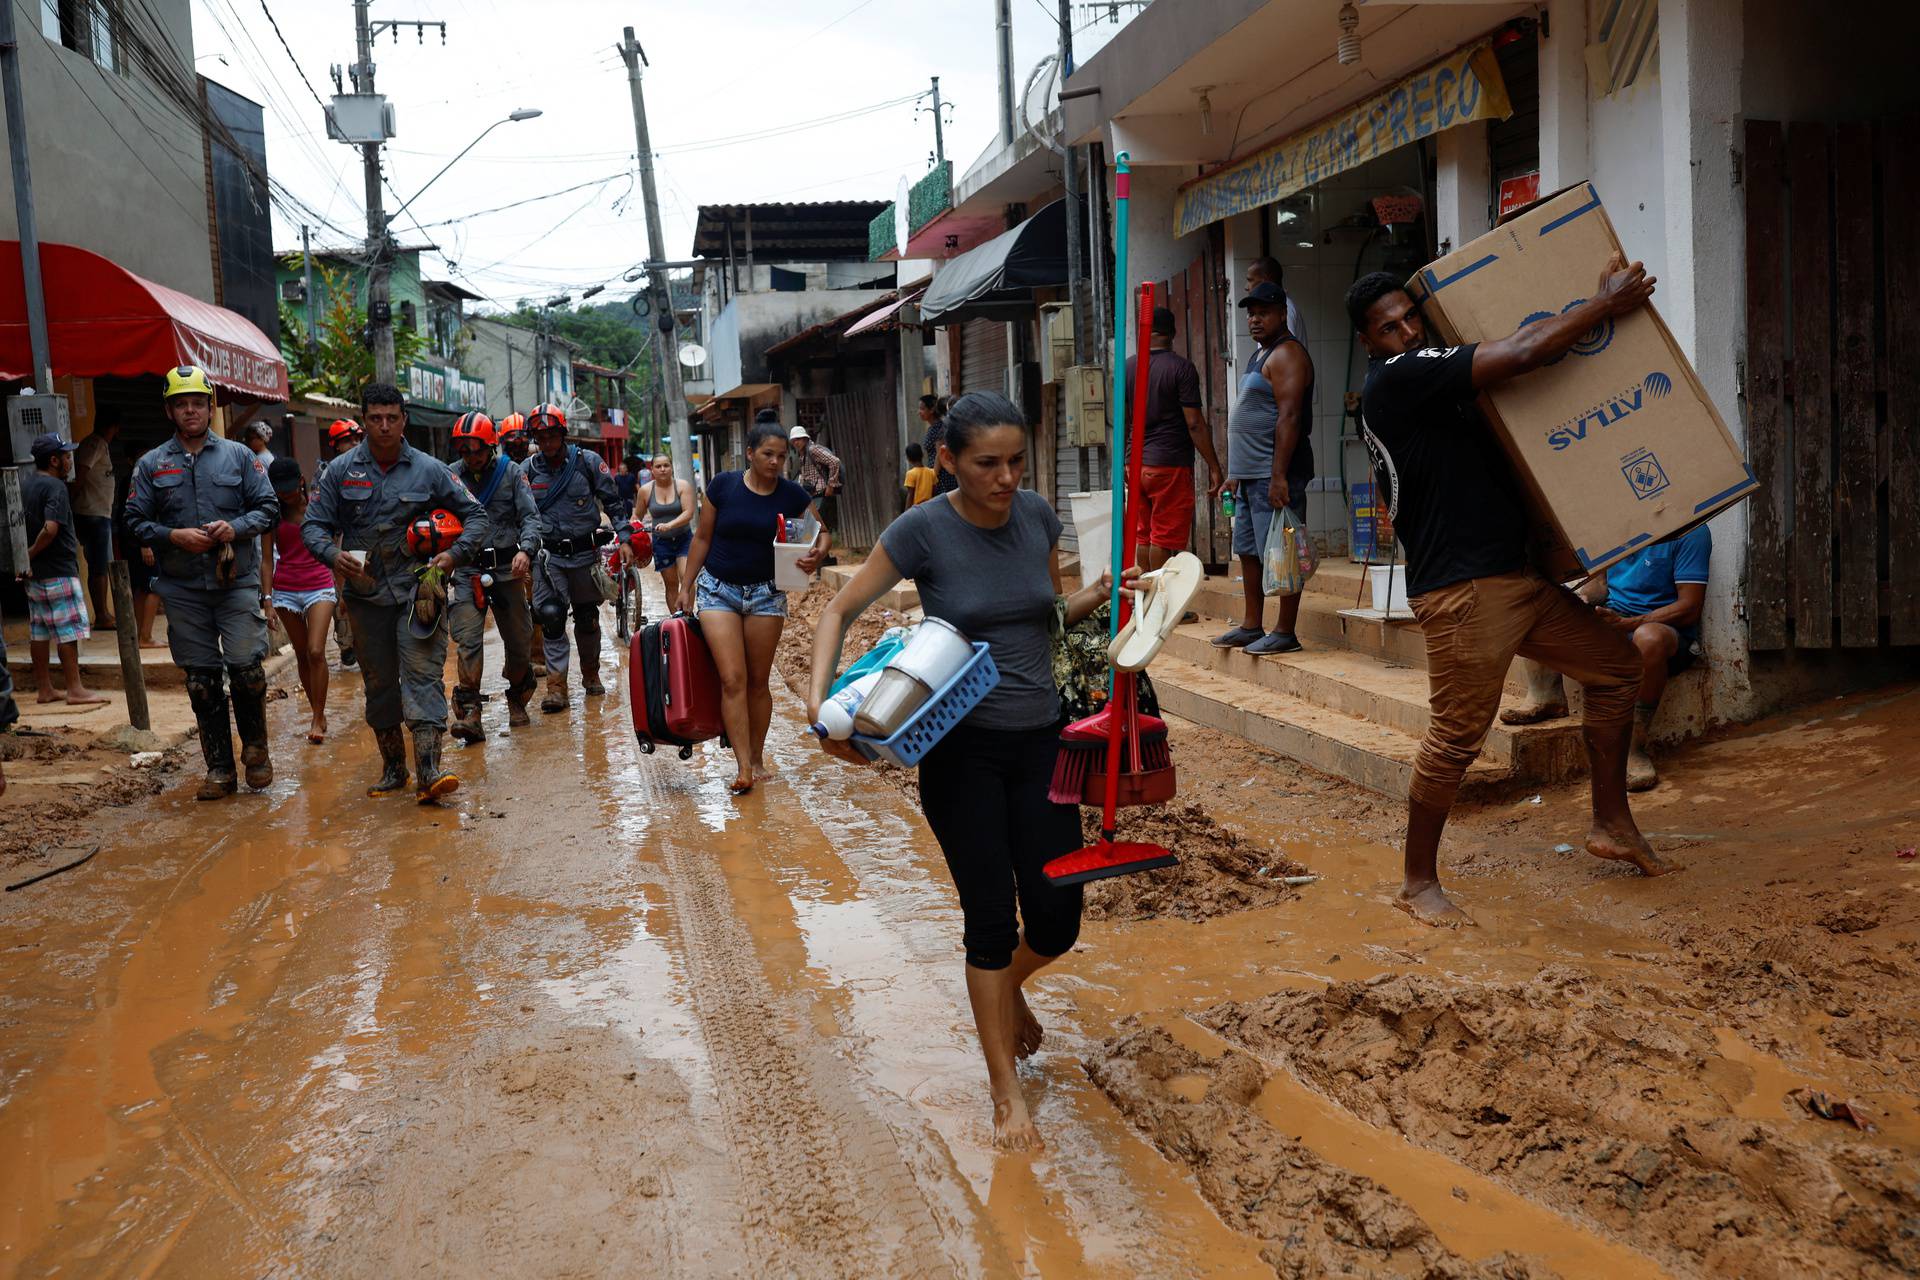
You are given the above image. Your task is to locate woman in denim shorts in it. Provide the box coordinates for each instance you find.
[264,459,338,743]
[634,453,696,609]
[679,419,829,794]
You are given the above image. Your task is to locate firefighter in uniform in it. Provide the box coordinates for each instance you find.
[446,412,542,740]
[523,403,620,712]
[303,384,487,802]
[125,367,281,800]
[496,411,540,674]
[324,418,365,667]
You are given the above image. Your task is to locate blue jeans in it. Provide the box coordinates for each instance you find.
[694,569,787,618]
[1230,479,1309,560]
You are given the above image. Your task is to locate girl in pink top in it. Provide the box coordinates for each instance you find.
[263,458,337,743]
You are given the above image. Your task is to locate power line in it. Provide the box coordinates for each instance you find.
[256,0,326,110]
[412,171,632,228]
[656,91,919,155]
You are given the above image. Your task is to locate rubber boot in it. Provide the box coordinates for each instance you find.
[186,667,237,801]
[1626,704,1659,792]
[367,726,410,797]
[449,686,485,743]
[541,669,568,714]
[505,669,537,727]
[229,661,273,790]
[579,623,605,697]
[413,725,460,804]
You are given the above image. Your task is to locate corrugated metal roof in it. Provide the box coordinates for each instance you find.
[691,201,887,262]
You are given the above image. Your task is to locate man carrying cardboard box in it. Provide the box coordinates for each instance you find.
[1348,252,1678,928]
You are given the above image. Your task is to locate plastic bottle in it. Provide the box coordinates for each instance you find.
[811,670,882,740]
[1221,488,1237,518]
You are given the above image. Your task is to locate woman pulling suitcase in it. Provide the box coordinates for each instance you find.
[678,418,830,794]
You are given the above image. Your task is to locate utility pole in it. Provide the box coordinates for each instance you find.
[995,0,1016,147]
[1057,0,1088,365]
[352,0,395,384]
[0,0,52,393]
[300,224,318,357]
[928,76,946,165]
[618,26,692,486]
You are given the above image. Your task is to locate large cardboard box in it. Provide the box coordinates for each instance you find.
[1406,183,1756,578]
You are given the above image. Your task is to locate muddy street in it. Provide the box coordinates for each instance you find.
[3,590,1918,1278]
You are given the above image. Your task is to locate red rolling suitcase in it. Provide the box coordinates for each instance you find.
[629,613,727,758]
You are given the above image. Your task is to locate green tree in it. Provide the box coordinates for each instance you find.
[279,260,426,401]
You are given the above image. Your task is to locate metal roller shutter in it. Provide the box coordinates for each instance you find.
[958,318,1008,398]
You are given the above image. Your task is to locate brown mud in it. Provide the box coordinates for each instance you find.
[0,727,181,880]
[5,564,1918,1277]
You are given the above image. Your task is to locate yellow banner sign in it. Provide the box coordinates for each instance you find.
[1174,42,1512,238]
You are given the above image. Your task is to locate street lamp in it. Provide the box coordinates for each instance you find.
[385,108,543,229]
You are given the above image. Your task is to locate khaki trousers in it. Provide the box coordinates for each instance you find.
[1408,569,1639,811]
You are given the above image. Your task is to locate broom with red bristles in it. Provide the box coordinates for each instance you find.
[1044,182,1179,887]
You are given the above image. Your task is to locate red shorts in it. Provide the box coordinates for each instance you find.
[1136,465,1196,551]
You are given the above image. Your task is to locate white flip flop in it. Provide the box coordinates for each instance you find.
[1108,552,1203,672]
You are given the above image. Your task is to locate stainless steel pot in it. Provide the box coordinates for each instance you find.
[852,667,934,738]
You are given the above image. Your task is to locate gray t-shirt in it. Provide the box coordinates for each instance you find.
[880,489,1062,731]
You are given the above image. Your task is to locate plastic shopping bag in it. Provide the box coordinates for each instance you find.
[1261,505,1318,597]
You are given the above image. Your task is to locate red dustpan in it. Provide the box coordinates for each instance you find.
[1043,272,1176,888]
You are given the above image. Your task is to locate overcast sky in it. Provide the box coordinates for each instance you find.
[191,0,1133,312]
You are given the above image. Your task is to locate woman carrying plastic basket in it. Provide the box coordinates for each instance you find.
[806,392,1124,1153]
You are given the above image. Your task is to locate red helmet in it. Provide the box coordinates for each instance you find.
[405,508,464,557]
[451,411,497,447]
[497,412,527,440]
[528,402,568,433]
[327,418,363,444]
[626,521,653,561]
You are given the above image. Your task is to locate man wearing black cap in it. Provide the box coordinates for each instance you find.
[1125,306,1223,572]
[19,433,108,706]
[1214,281,1315,656]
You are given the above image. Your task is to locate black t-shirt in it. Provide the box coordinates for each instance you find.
[1126,348,1203,468]
[21,469,80,579]
[702,470,812,585]
[1358,343,1528,597]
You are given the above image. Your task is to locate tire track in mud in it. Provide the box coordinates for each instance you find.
[653,830,958,1277]
[1197,969,1920,1279]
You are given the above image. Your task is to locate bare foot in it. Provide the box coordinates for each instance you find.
[991,1091,1043,1152]
[138,640,166,650]
[752,759,776,783]
[1013,991,1044,1060]
[728,776,754,796]
[1500,699,1568,725]
[64,690,108,706]
[1586,824,1681,876]
[36,691,61,704]
[308,715,327,744]
[1393,881,1478,928]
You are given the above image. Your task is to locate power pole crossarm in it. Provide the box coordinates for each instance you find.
[618,25,693,488]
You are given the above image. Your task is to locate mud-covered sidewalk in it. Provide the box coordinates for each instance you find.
[2,577,1915,1278]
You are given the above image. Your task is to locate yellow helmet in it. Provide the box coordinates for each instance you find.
[163,365,215,399]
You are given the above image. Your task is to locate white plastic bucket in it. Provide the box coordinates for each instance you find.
[1069,491,1113,591]
[772,542,812,591]
[1368,564,1410,615]
[889,617,974,689]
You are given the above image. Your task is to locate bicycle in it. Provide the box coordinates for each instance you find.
[613,546,646,642]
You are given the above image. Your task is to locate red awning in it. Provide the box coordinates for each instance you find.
[0,242,289,401]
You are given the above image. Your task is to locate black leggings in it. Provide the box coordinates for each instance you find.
[918,722,1084,971]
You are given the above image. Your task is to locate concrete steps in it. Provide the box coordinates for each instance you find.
[1158,626,1587,783]
[1148,655,1512,801]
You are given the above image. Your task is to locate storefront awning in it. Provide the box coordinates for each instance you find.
[917,200,1068,325]
[843,288,924,337]
[0,241,289,400]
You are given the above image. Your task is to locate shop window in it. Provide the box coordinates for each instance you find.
[41,0,121,75]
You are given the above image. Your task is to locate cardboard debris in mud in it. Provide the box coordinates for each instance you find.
[1407,182,1756,578]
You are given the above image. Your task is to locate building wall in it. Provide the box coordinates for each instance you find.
[203,79,276,344]
[711,290,895,393]
[0,0,212,298]
[464,318,576,419]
